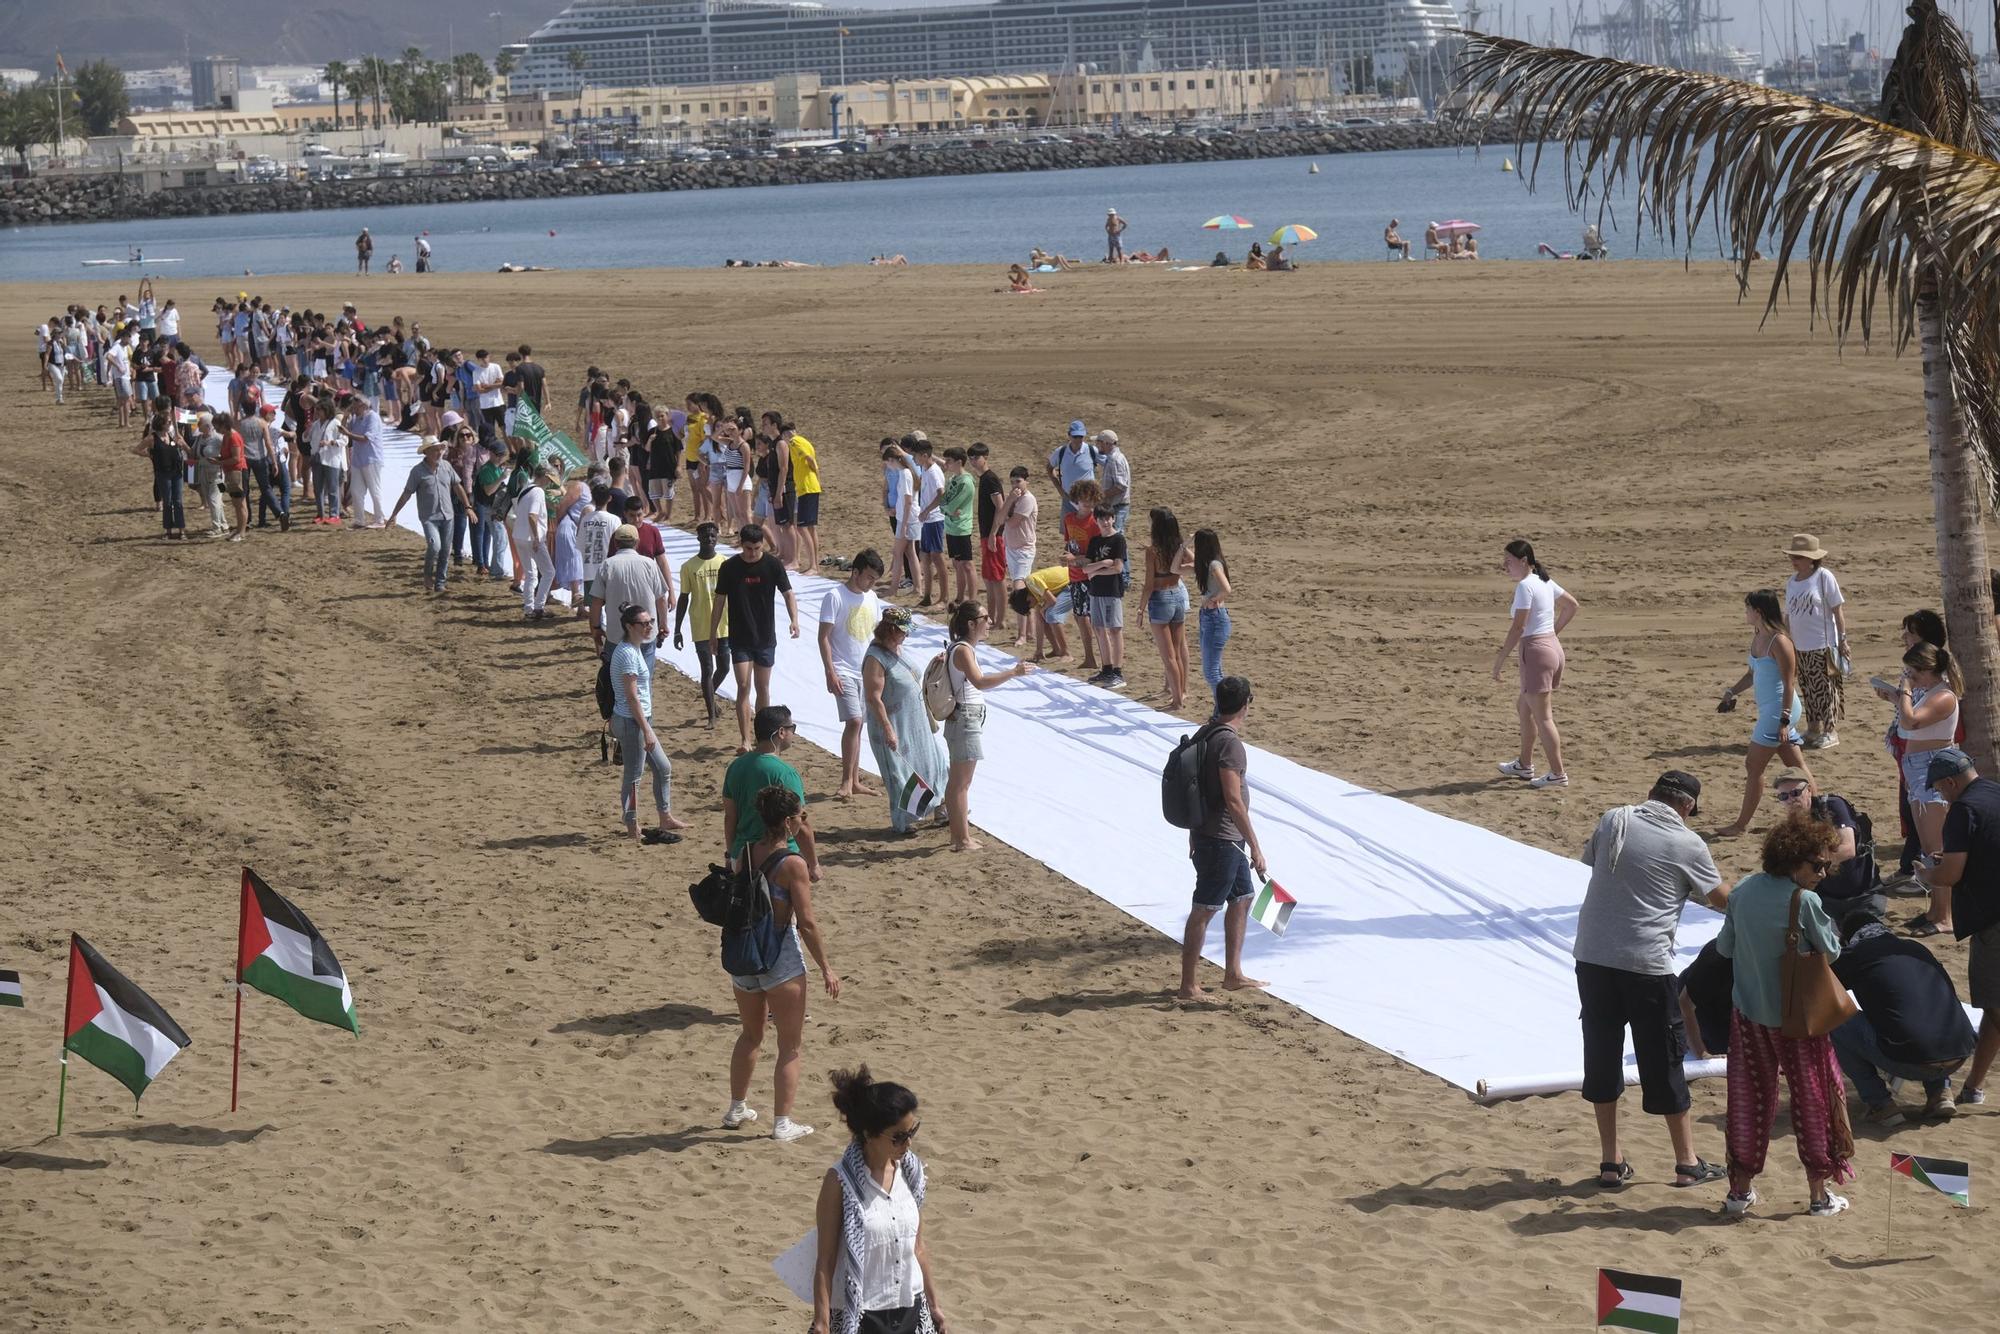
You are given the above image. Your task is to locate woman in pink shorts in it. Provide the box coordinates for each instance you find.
[1493,538,1580,789]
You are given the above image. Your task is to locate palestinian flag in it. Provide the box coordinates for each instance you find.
[1596,1269,1682,1333]
[237,868,358,1035]
[63,935,191,1101]
[1251,879,1296,936]
[899,772,936,818]
[0,968,21,1007]
[1892,1152,1970,1207]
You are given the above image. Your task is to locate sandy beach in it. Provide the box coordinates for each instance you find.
[1,259,1992,1330]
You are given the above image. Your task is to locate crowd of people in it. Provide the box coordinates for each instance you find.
[1514,525,2000,1218]
[52,265,1999,1309]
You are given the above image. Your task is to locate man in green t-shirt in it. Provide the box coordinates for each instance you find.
[721,705,820,877]
[940,447,977,604]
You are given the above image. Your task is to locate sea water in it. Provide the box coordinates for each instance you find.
[1,148,1709,282]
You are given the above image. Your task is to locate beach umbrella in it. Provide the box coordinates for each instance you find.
[1268,224,1319,246]
[1433,219,1483,237]
[1202,215,1255,230]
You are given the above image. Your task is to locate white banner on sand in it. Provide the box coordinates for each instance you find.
[219,367,1725,1094]
[639,523,1728,1095]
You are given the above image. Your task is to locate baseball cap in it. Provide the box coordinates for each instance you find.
[1653,770,1702,815]
[1096,429,1118,446]
[613,524,640,548]
[1068,419,1087,437]
[1926,747,1975,785]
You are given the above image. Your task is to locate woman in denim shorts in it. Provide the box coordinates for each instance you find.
[941,601,1036,853]
[726,785,841,1143]
[1143,507,1195,709]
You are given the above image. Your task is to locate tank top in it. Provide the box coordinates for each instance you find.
[1899,683,1960,743]
[947,643,983,709]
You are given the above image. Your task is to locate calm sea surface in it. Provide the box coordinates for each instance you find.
[0,148,1710,282]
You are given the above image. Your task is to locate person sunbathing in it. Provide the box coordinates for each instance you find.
[871,254,910,266]
[1006,264,1043,294]
[1029,248,1079,271]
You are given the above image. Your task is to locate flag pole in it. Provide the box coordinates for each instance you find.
[57,932,78,1135]
[232,866,250,1113]
[229,981,243,1113]
[1886,1163,1894,1258]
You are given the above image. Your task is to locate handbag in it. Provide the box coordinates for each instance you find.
[1780,886,1859,1038]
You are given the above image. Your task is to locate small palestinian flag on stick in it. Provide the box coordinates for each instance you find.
[0,968,22,1007]
[1597,1268,1682,1333]
[237,868,358,1035]
[899,772,936,818]
[1892,1152,1970,1207]
[1251,878,1296,936]
[62,935,191,1106]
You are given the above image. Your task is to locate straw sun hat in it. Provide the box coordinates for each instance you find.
[1780,533,1828,560]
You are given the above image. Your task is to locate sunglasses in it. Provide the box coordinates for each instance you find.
[1776,787,1809,801]
[889,1122,921,1146]
[1809,858,1835,873]
[631,617,654,627]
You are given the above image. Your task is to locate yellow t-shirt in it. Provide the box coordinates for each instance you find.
[680,553,728,639]
[1026,566,1069,607]
[790,434,822,496]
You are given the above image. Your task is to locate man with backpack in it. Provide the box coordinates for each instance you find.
[1046,420,1100,519]
[1174,675,1268,1000]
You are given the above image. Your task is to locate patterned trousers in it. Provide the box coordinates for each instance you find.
[1725,1009,1856,1189]
[1796,647,1844,735]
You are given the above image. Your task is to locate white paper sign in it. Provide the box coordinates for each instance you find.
[772,1228,818,1305]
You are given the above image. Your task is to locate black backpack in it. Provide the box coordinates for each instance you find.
[1162,721,1224,830]
[594,654,617,721]
[688,864,734,925]
[718,850,791,976]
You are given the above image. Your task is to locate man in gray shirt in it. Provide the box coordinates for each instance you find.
[590,525,669,655]
[1573,770,1729,1189]
[388,436,470,594]
[1096,429,1131,535]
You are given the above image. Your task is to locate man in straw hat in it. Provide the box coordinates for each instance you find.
[1105,207,1127,264]
[1779,531,1849,750]
[389,436,472,594]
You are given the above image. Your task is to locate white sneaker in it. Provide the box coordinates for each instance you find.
[772,1117,815,1143]
[1722,1188,1757,1216]
[1497,760,1534,780]
[1809,1191,1851,1217]
[1528,772,1570,789]
[722,1102,759,1129]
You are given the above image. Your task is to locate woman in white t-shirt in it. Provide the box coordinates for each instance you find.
[1780,533,1849,749]
[1493,539,1580,789]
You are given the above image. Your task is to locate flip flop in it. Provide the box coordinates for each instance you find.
[1907,918,1946,938]
[1597,1159,1635,1188]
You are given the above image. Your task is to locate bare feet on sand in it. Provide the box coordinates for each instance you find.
[950,839,984,853]
[1222,975,1269,992]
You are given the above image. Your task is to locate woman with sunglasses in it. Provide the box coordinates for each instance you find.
[811,1066,951,1334]
[609,603,692,846]
[1714,814,1853,1219]
[942,601,1036,853]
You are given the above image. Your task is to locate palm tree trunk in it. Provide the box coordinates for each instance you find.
[1920,278,2000,771]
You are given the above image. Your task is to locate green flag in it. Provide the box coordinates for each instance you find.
[510,398,588,475]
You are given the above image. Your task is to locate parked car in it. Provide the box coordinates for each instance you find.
[1340,116,1384,127]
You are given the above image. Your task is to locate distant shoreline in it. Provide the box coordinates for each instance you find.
[3,121,1522,229]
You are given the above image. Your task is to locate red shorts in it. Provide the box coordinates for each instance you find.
[980,535,1006,583]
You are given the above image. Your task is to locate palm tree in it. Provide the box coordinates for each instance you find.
[1454,3,2000,770]
[494,51,517,81]
[452,52,491,104]
[565,47,588,95]
[323,60,349,128]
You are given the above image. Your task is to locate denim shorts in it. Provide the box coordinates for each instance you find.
[1042,593,1071,625]
[944,700,986,763]
[730,640,778,668]
[1147,582,1189,625]
[1902,747,1949,807]
[730,924,806,992]
[1190,834,1256,909]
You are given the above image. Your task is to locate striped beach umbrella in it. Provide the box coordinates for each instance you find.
[1268,224,1319,246]
[1201,215,1255,230]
